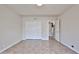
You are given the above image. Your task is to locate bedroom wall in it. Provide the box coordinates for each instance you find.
[0,5,22,52]
[61,5,79,53]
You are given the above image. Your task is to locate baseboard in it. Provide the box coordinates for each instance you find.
[60,42,79,54]
[0,40,22,53]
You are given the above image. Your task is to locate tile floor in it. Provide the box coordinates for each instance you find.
[1,38,77,54]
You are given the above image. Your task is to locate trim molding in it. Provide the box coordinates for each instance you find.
[0,40,22,53]
[60,41,79,54]
[54,38,78,53]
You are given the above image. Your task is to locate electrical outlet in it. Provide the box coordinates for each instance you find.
[71,45,74,48]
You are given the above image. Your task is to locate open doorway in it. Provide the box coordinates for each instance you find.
[49,19,60,41]
[49,21,55,39]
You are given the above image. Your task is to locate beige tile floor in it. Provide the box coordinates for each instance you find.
[1,38,77,54]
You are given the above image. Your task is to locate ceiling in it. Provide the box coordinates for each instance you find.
[6,4,74,16]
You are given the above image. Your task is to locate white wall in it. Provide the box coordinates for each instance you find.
[0,5,22,52]
[61,5,79,53]
[22,16,50,40]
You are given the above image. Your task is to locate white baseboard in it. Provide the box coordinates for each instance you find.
[61,42,79,54]
[0,40,22,53]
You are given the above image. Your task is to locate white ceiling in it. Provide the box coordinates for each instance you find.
[6,4,73,16]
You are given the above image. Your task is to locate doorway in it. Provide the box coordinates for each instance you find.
[49,19,60,41]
